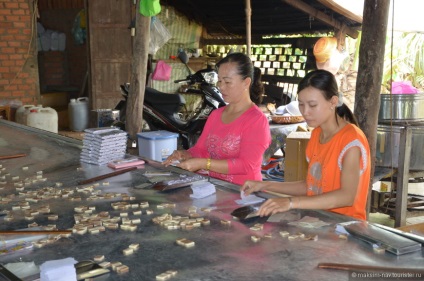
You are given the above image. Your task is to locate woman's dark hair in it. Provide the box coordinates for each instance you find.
[297,69,358,126]
[216,52,264,104]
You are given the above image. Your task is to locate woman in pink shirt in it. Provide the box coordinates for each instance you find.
[163,53,271,185]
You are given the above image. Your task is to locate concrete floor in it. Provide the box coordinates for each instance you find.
[369,212,424,228]
[368,212,395,227]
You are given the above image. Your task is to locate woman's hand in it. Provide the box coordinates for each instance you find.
[257,198,292,217]
[176,158,205,172]
[241,180,267,196]
[162,150,191,166]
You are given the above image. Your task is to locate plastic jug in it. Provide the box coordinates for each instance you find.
[26,107,58,133]
[15,105,36,125]
[58,32,66,51]
[50,31,59,51]
[68,97,89,132]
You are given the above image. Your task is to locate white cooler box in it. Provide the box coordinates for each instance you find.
[137,130,178,162]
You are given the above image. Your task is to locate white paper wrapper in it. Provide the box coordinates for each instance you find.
[236,190,265,205]
[190,182,216,199]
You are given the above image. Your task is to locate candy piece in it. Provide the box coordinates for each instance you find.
[279,231,289,238]
[176,238,195,248]
[116,264,129,274]
[251,235,261,243]
[122,248,134,255]
[94,255,105,262]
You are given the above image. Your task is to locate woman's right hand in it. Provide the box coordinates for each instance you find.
[162,150,191,166]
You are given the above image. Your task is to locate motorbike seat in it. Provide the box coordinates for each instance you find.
[145,87,186,105]
[144,87,187,116]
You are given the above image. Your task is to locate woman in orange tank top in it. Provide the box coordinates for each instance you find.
[242,70,371,220]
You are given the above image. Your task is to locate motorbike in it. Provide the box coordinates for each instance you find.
[115,52,226,149]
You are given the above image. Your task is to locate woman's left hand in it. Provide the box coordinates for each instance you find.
[257,198,291,217]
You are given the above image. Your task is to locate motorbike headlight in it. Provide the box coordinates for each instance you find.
[201,71,218,85]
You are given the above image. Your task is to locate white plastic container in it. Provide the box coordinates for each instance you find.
[58,32,66,51]
[137,130,178,161]
[68,97,89,132]
[15,105,36,125]
[26,107,58,133]
[40,31,51,52]
[50,31,59,51]
[23,106,42,127]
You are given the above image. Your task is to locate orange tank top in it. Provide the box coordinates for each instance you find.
[305,124,371,220]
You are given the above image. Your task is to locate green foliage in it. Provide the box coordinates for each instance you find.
[382,32,424,93]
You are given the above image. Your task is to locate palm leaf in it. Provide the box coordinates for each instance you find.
[382,32,424,92]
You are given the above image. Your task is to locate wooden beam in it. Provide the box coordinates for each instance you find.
[282,0,359,38]
[126,2,150,144]
[202,37,319,47]
[245,0,252,56]
[318,0,363,23]
[355,0,390,219]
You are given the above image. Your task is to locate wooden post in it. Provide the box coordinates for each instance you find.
[245,0,251,56]
[395,127,412,227]
[126,2,151,146]
[354,0,391,219]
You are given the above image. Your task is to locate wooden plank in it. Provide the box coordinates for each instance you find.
[397,222,424,235]
[87,0,132,110]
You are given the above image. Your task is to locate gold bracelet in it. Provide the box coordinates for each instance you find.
[206,158,211,171]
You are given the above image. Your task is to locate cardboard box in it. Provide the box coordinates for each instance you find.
[284,131,311,181]
[90,109,120,127]
[137,130,178,162]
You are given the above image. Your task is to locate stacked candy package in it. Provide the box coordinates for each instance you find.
[80,127,128,165]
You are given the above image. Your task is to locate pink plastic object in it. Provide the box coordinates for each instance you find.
[107,158,145,169]
[392,81,418,94]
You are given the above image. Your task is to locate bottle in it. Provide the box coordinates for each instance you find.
[178,45,184,54]
[68,97,89,132]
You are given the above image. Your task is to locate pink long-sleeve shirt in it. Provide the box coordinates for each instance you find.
[188,105,271,186]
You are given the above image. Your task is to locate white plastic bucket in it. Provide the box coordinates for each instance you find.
[15,105,36,125]
[26,107,58,133]
[68,97,89,132]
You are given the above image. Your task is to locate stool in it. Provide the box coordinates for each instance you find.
[0,106,11,120]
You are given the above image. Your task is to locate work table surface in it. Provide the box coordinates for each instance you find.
[0,120,422,281]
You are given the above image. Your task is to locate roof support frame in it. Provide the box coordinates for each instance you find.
[282,0,359,38]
